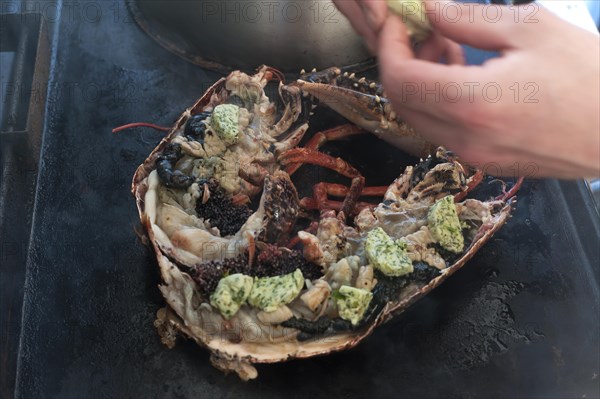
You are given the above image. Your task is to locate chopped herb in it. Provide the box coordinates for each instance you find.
[334,286,373,326]
[427,195,464,253]
[365,227,413,277]
[247,269,304,312]
[209,273,253,319]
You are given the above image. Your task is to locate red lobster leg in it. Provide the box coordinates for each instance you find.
[496,177,524,201]
[261,65,286,82]
[280,148,361,179]
[285,221,319,249]
[279,148,365,219]
[310,182,388,198]
[454,169,484,202]
[299,197,373,215]
[285,124,366,176]
[453,169,524,203]
[299,182,386,216]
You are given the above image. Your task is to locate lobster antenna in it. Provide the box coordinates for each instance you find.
[112,122,170,134]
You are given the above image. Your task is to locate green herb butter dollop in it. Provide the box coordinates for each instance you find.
[334,285,373,326]
[427,195,464,253]
[210,273,253,319]
[210,104,240,145]
[365,227,414,277]
[247,269,304,312]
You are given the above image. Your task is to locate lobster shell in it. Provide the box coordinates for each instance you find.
[131,69,514,380]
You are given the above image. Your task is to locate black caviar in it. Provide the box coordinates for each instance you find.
[190,245,323,295]
[195,180,252,236]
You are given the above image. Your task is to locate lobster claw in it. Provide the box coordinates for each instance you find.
[295,75,435,158]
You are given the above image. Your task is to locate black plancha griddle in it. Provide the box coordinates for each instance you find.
[2,1,599,398]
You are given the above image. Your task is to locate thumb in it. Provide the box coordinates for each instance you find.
[359,0,389,33]
[423,0,519,50]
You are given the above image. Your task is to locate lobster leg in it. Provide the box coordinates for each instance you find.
[239,162,270,186]
[280,148,361,179]
[299,197,373,215]
[454,169,484,202]
[268,84,303,137]
[308,182,388,198]
[299,182,383,217]
[285,221,319,249]
[279,148,365,219]
[285,124,366,175]
[496,177,525,201]
[327,174,365,220]
[272,124,309,156]
[261,65,286,83]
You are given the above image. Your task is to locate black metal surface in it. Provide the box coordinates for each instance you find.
[4,1,599,398]
[0,9,49,398]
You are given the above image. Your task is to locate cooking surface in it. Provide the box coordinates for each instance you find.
[4,1,600,398]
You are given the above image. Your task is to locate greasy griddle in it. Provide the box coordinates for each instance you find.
[12,2,599,398]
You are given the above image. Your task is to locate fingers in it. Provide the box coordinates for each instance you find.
[422,0,521,50]
[338,0,538,55]
[379,15,484,112]
[391,104,468,151]
[358,0,388,33]
[415,32,465,65]
[444,39,465,65]
[378,13,416,62]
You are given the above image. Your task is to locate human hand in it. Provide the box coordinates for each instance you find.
[334,0,464,63]
[336,1,600,178]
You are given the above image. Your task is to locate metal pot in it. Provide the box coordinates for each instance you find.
[128,0,372,73]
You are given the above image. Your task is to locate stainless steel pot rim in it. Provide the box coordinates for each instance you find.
[127,0,234,74]
[126,0,376,75]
